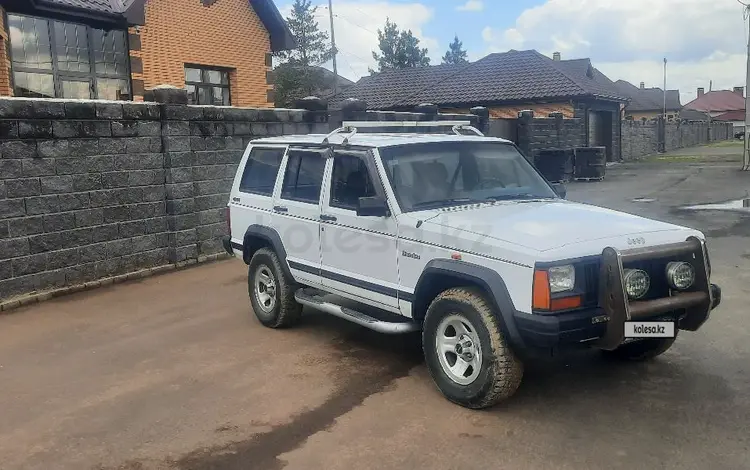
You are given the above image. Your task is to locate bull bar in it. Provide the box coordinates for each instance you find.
[595,236,714,350]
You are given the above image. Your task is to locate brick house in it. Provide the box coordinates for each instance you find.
[331,50,628,160]
[0,0,294,107]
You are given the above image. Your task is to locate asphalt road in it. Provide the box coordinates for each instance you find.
[2,149,750,470]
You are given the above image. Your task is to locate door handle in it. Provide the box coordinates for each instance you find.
[320,214,337,222]
[273,205,288,213]
[232,197,240,202]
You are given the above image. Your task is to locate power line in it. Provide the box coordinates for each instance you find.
[337,53,360,79]
[333,13,378,36]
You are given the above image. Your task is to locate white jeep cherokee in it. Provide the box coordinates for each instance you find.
[223,123,721,409]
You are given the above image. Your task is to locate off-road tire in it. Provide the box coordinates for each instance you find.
[422,287,523,409]
[247,248,301,328]
[601,336,677,361]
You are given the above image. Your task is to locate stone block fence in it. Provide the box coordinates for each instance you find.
[621,119,734,161]
[0,95,482,305]
[489,111,734,163]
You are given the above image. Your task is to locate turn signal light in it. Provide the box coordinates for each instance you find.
[550,295,582,311]
[532,270,551,310]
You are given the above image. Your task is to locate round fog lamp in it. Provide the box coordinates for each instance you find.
[624,269,650,300]
[666,262,695,290]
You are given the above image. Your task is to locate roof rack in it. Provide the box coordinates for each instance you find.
[451,124,485,136]
[342,120,473,128]
[322,121,485,145]
[322,126,358,145]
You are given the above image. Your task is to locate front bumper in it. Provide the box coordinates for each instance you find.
[511,237,720,355]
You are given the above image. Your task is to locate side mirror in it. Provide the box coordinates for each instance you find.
[357,196,390,217]
[552,183,567,199]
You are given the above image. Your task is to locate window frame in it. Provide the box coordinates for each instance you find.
[329,151,378,211]
[185,64,232,106]
[238,146,287,197]
[6,12,132,100]
[279,148,328,205]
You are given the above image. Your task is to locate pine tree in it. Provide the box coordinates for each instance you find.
[371,18,430,72]
[273,0,334,107]
[442,35,468,65]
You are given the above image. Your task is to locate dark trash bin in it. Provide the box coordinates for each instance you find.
[534,148,574,183]
[574,146,606,181]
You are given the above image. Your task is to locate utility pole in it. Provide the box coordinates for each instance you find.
[663,58,667,121]
[327,0,339,97]
[744,3,750,170]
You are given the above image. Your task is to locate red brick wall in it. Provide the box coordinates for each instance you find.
[131,0,274,107]
[0,7,12,96]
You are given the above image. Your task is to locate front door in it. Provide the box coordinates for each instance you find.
[273,147,327,287]
[320,149,400,311]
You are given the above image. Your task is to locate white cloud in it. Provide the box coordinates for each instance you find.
[280,1,438,80]
[481,0,749,103]
[457,1,484,12]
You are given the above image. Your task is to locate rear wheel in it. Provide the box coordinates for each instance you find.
[247,248,301,328]
[422,287,523,409]
[601,336,677,361]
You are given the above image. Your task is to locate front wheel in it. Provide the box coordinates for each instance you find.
[600,336,677,361]
[247,248,301,328]
[422,287,523,409]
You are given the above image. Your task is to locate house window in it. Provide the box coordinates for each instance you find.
[7,14,131,100]
[185,65,231,105]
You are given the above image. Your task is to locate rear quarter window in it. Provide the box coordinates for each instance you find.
[239,147,285,196]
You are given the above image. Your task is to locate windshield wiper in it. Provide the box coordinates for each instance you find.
[412,198,482,210]
[485,194,553,201]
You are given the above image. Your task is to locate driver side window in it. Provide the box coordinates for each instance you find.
[330,152,376,211]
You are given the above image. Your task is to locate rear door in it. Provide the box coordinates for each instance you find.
[230,145,287,253]
[272,147,328,287]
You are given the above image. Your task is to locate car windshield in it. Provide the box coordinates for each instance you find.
[378,141,557,212]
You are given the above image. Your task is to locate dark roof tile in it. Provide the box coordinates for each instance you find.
[334,50,626,110]
[614,80,681,111]
[330,63,467,109]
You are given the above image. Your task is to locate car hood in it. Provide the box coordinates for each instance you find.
[419,200,694,252]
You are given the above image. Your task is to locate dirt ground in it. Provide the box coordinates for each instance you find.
[2,144,750,470]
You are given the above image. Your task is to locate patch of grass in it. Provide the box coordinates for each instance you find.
[641,154,741,163]
[706,140,744,148]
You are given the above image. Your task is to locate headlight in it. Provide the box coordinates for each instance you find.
[548,265,575,293]
[666,262,695,290]
[624,269,650,299]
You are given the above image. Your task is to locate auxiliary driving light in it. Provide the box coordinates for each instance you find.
[666,261,695,290]
[624,269,650,300]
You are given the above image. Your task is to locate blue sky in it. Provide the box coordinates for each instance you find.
[283,0,749,105]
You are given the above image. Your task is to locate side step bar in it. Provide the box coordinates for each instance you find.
[294,289,420,334]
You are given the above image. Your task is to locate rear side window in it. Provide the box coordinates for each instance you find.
[239,147,285,196]
[281,149,326,204]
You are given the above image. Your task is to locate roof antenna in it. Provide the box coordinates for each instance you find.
[709,80,713,92]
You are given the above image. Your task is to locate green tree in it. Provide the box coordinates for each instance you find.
[442,35,468,65]
[273,0,333,107]
[371,18,430,72]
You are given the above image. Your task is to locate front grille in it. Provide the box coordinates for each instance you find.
[581,261,600,307]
